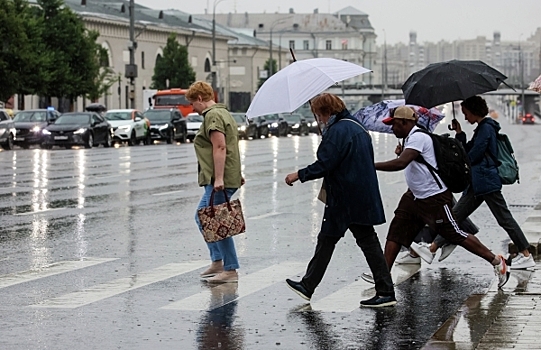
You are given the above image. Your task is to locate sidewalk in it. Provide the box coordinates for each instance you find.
[422,205,541,349]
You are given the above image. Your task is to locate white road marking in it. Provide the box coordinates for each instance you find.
[310,265,421,313]
[0,258,118,290]
[30,261,208,309]
[162,261,306,311]
[152,190,184,196]
[93,175,121,179]
[248,212,282,220]
[14,208,66,216]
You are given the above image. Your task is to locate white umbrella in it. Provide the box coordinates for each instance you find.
[246,58,371,118]
[528,74,541,93]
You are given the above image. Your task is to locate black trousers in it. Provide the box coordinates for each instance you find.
[301,224,395,297]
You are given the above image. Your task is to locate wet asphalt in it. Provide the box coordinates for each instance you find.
[0,104,540,350]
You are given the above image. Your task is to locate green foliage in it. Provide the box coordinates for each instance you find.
[257,58,277,89]
[0,0,109,105]
[151,33,196,89]
[0,0,49,101]
[36,0,103,101]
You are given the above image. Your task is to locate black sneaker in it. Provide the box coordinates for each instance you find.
[286,279,313,301]
[360,295,397,308]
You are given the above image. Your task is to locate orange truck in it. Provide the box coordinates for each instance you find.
[150,88,194,117]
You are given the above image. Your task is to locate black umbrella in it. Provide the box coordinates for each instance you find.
[401,60,511,109]
[85,103,107,112]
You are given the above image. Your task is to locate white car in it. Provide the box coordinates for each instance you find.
[186,113,203,141]
[104,109,149,145]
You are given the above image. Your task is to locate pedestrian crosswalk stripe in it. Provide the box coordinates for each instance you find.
[30,261,209,309]
[0,258,118,290]
[14,208,66,216]
[248,212,282,220]
[161,261,306,311]
[310,265,421,313]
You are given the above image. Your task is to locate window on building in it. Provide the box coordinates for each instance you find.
[289,40,295,49]
[141,51,145,69]
[303,40,309,50]
[326,40,332,50]
[341,40,348,50]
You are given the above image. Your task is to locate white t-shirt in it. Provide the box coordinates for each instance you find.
[404,126,447,199]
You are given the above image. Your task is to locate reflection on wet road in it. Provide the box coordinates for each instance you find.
[0,116,539,349]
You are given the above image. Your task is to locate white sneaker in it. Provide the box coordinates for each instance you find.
[361,272,375,284]
[494,254,510,288]
[395,252,421,265]
[410,242,435,264]
[438,244,457,262]
[510,253,536,270]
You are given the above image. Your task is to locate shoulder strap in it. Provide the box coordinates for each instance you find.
[338,118,369,134]
[410,129,443,189]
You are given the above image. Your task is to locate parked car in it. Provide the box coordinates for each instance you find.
[246,116,270,139]
[231,113,249,139]
[303,114,321,134]
[143,108,187,144]
[0,110,15,150]
[186,113,203,141]
[522,113,535,124]
[12,109,61,148]
[282,113,310,136]
[41,112,112,149]
[104,109,148,146]
[264,114,288,137]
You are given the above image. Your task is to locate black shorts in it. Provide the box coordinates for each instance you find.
[387,190,468,247]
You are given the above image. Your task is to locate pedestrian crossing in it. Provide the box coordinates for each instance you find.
[0,257,425,312]
[0,257,118,289]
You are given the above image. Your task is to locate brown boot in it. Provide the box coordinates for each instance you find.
[200,261,224,278]
[206,270,238,284]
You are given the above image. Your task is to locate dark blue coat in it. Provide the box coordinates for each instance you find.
[457,117,502,196]
[297,109,386,237]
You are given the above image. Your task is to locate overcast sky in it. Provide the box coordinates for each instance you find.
[136,0,540,45]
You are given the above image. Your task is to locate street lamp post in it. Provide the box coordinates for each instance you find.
[260,17,292,78]
[211,0,227,94]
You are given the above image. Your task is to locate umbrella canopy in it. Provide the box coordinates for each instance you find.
[246,58,371,118]
[402,60,508,108]
[353,99,444,133]
[528,74,541,93]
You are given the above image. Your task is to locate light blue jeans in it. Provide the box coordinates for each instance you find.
[195,185,240,270]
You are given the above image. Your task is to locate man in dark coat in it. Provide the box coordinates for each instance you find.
[284,93,396,308]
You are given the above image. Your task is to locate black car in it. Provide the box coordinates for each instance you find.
[41,112,112,149]
[12,109,61,148]
[265,114,289,137]
[302,114,321,134]
[246,116,270,139]
[231,113,249,139]
[282,113,310,136]
[0,110,15,150]
[143,109,187,143]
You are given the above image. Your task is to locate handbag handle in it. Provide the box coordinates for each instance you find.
[208,189,233,215]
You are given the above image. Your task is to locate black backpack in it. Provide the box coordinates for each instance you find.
[413,129,472,193]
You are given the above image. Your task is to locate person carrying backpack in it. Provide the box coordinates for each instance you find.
[373,106,511,289]
[413,96,535,270]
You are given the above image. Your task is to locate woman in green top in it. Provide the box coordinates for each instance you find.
[187,81,244,283]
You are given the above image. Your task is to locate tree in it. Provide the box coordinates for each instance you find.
[257,58,277,89]
[0,0,48,102]
[151,33,196,89]
[36,0,105,110]
[86,49,117,102]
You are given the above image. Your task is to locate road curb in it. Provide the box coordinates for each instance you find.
[509,203,541,256]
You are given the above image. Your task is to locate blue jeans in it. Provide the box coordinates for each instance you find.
[195,185,240,270]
